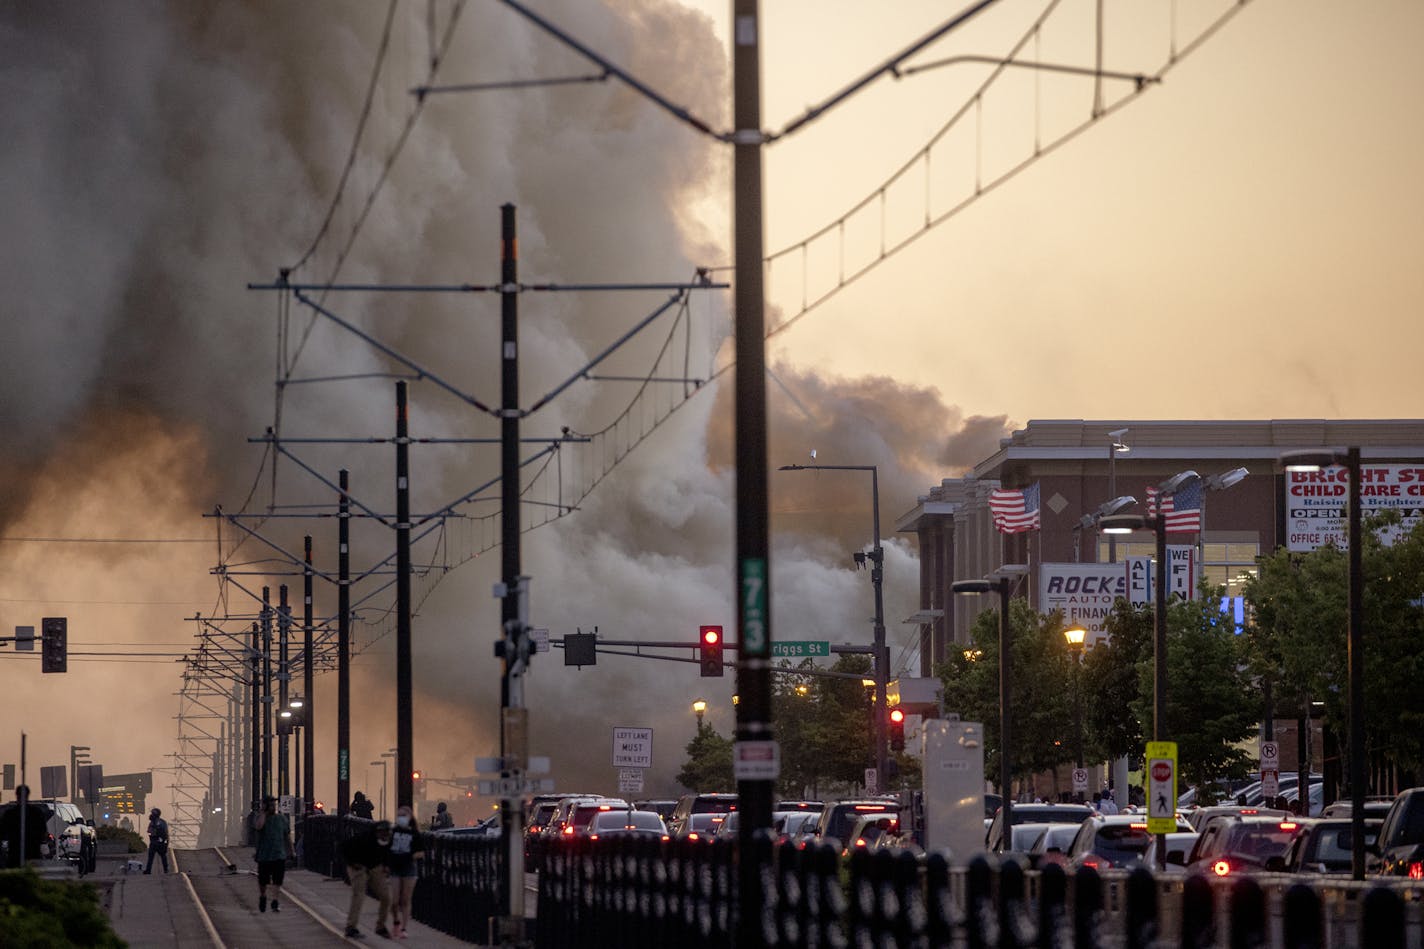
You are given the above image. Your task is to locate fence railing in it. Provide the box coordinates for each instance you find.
[301,815,504,942]
[302,818,1424,947]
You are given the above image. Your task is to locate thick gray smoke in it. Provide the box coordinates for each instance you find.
[0,2,1009,809]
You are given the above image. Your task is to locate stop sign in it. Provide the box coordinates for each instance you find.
[1151,761,1172,782]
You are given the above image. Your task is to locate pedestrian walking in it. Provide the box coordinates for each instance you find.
[1,786,49,868]
[343,819,393,938]
[1099,789,1119,815]
[430,801,454,831]
[386,804,424,939]
[350,791,375,820]
[253,795,294,913]
[143,808,170,874]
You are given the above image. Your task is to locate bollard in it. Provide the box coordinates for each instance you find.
[999,857,1029,949]
[964,856,996,949]
[925,852,956,947]
[1180,871,1215,949]
[1038,863,1067,947]
[1124,866,1157,949]
[775,839,807,949]
[891,849,921,947]
[1073,864,1102,949]
[1360,886,1405,949]
[1228,876,1266,949]
[1281,882,1322,949]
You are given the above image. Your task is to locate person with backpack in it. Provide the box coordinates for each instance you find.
[350,791,375,820]
[343,819,393,938]
[144,808,170,874]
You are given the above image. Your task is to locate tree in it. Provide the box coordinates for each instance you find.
[937,599,1076,797]
[676,724,733,792]
[1078,602,1152,763]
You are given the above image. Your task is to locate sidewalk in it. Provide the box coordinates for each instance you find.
[103,855,215,948]
[279,866,475,945]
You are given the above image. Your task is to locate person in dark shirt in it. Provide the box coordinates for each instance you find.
[430,801,454,831]
[342,820,392,938]
[252,795,293,913]
[350,791,375,820]
[144,808,170,874]
[386,805,425,939]
[1,786,49,868]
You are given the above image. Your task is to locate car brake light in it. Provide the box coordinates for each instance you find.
[687,833,700,841]
[562,826,574,836]
[854,805,887,811]
[710,817,724,824]
[661,835,670,842]
[855,838,867,848]
[1280,822,1298,831]
[1409,862,1423,881]
[1213,860,1231,876]
[1242,808,1259,815]
[589,834,600,841]
[599,805,612,811]
[1129,823,1146,830]
[1083,858,1102,870]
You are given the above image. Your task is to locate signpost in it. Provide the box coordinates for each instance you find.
[770,640,830,658]
[1072,768,1089,794]
[1145,741,1178,835]
[732,740,780,781]
[1260,739,1280,800]
[618,768,644,795]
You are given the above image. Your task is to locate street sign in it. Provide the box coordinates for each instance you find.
[733,740,780,780]
[618,768,644,795]
[15,626,34,652]
[1261,769,1279,799]
[40,765,66,799]
[339,749,349,781]
[1145,741,1178,835]
[531,628,550,653]
[771,640,830,658]
[612,727,653,768]
[1072,768,1089,793]
[478,777,555,797]
[1260,740,1279,766]
[864,768,878,795]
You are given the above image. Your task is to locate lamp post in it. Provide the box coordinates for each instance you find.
[1282,446,1364,880]
[1107,429,1131,563]
[692,699,707,729]
[1073,495,1138,563]
[1199,467,1250,566]
[1100,468,1198,870]
[952,564,1028,849]
[371,759,388,822]
[778,463,889,793]
[1064,626,1087,800]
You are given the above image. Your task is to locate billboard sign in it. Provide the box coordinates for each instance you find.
[1285,464,1424,551]
[1127,546,1198,604]
[1038,563,1128,646]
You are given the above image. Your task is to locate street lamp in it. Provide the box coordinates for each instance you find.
[951,563,1028,850]
[1107,429,1131,563]
[1073,495,1138,562]
[692,698,707,728]
[371,760,389,821]
[1063,626,1087,801]
[380,750,398,820]
[778,462,890,792]
[1281,446,1365,880]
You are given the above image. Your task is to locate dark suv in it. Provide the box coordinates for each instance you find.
[1186,814,1305,876]
[985,803,1093,853]
[1371,787,1424,877]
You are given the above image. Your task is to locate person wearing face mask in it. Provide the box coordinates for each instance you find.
[385,805,424,939]
[342,819,393,938]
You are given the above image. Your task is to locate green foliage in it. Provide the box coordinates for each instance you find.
[95,825,145,854]
[1079,602,1151,760]
[0,869,124,948]
[937,599,1077,793]
[1245,514,1424,783]
[676,724,734,792]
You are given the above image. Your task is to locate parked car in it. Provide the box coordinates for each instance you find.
[586,809,668,842]
[1186,815,1307,876]
[1025,822,1083,869]
[816,800,901,850]
[1319,798,1394,820]
[0,799,95,873]
[984,803,1093,853]
[1371,787,1424,877]
[1274,818,1381,874]
[1065,814,1193,872]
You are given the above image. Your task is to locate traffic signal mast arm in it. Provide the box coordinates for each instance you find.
[552,635,875,681]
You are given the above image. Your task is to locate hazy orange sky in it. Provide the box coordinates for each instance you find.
[693,0,1424,423]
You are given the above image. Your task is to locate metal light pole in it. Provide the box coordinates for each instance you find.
[1064,626,1086,799]
[779,463,888,788]
[952,565,1027,849]
[1282,447,1365,879]
[372,760,388,821]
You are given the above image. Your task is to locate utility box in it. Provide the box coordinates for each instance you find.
[922,719,985,863]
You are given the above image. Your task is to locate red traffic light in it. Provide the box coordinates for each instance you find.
[702,626,721,645]
[889,708,905,724]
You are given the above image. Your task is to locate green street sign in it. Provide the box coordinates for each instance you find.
[338,749,349,781]
[771,641,830,658]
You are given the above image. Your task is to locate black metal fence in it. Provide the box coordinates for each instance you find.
[302,818,1423,947]
[301,815,504,942]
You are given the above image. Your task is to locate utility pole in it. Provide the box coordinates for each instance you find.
[249,620,260,837]
[732,4,775,947]
[303,535,315,822]
[261,587,273,799]
[278,584,290,798]
[496,203,533,947]
[395,382,414,811]
[338,470,351,817]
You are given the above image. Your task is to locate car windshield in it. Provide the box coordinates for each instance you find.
[1091,824,1153,863]
[826,805,897,845]
[687,814,725,833]
[1031,825,1080,853]
[1010,824,1048,851]
[1230,825,1297,859]
[592,811,663,832]
[1306,826,1356,865]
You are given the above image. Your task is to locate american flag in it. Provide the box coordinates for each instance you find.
[989,482,1041,533]
[1146,478,1204,533]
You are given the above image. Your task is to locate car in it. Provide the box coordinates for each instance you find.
[1273,818,1381,874]
[984,803,1093,853]
[713,810,740,841]
[1319,798,1394,820]
[1006,823,1050,854]
[437,814,501,837]
[842,812,901,856]
[563,800,632,839]
[666,793,738,837]
[774,800,824,814]
[673,812,728,842]
[1142,831,1200,871]
[816,800,901,851]
[586,809,668,842]
[1064,814,1193,872]
[1187,805,1288,833]
[1370,787,1424,877]
[1026,822,1089,869]
[1186,814,1307,876]
[0,799,96,873]
[774,811,819,845]
[631,799,678,821]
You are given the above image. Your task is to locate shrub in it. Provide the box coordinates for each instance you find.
[96,824,146,853]
[0,869,125,947]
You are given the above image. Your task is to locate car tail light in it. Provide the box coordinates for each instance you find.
[1083,858,1103,870]
[529,825,542,834]
[1212,859,1232,877]
[661,835,670,842]
[1280,821,1298,831]
[562,825,574,836]
[1129,823,1147,830]
[854,805,887,811]
[855,838,867,848]
[589,834,600,841]
[599,805,612,811]
[687,833,700,841]
[1242,809,1259,815]
[1409,862,1423,881]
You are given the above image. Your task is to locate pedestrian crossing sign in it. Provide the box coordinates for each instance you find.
[1145,741,1178,835]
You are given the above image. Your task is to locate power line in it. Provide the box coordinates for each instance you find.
[0,537,209,544]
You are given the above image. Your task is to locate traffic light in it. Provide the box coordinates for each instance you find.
[889,707,905,752]
[41,617,67,674]
[699,625,724,678]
